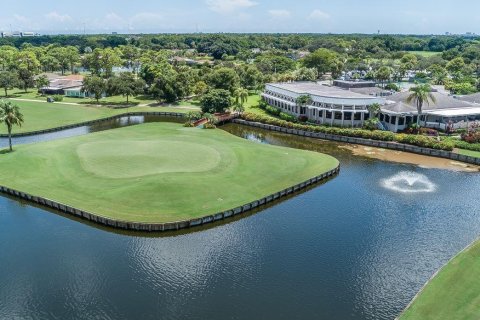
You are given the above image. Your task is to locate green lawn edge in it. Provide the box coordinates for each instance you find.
[0,122,339,224]
[398,238,480,320]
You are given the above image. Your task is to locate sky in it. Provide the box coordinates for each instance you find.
[1,0,479,35]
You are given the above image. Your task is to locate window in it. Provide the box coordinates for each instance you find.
[354,113,361,120]
[385,115,390,123]
[335,112,342,120]
[344,112,352,121]
[399,117,405,125]
[326,111,332,119]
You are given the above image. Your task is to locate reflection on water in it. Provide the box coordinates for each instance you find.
[0,121,480,320]
[381,171,437,193]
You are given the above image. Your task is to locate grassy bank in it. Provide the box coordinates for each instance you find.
[0,122,338,223]
[0,99,199,134]
[399,239,480,320]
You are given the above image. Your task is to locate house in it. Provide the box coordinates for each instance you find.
[37,74,92,98]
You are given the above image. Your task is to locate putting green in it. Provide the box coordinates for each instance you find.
[0,122,338,223]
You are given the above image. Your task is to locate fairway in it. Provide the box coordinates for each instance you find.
[0,122,338,223]
[399,239,480,320]
[0,100,197,134]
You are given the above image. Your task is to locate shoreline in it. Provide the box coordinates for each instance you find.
[0,165,340,232]
[233,119,480,166]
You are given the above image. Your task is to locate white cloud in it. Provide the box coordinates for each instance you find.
[268,9,291,19]
[45,11,73,23]
[308,9,330,21]
[206,0,258,14]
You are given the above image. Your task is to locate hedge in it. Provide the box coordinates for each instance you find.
[240,112,455,151]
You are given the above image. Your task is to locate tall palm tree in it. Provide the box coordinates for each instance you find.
[296,94,312,115]
[406,84,436,126]
[0,100,24,151]
[234,87,249,107]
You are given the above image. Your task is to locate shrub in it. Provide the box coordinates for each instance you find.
[384,83,400,91]
[280,112,297,122]
[53,95,64,102]
[183,122,195,127]
[298,115,309,122]
[203,122,216,129]
[240,112,454,151]
[264,105,281,116]
[363,118,379,130]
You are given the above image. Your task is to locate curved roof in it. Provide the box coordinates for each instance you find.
[267,82,379,100]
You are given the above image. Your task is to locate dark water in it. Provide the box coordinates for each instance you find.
[1,119,479,320]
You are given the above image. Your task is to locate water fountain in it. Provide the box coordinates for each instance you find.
[381,171,437,193]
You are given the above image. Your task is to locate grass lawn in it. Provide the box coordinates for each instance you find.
[7,89,158,106]
[409,51,442,57]
[399,239,480,320]
[0,122,338,223]
[456,148,480,158]
[0,99,199,134]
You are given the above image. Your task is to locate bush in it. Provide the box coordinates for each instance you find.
[280,112,297,122]
[183,122,195,127]
[203,123,216,129]
[53,95,64,102]
[298,115,309,122]
[240,112,454,151]
[264,105,281,116]
[363,118,379,130]
[384,83,400,91]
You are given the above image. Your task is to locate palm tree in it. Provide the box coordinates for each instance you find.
[296,94,312,115]
[35,75,50,96]
[233,104,245,114]
[203,112,216,124]
[234,87,249,107]
[367,103,381,118]
[406,84,436,126]
[0,100,24,151]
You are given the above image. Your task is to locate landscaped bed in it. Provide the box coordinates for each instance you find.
[0,122,338,223]
[399,239,480,320]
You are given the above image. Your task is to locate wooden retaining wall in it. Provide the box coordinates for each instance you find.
[0,112,185,138]
[0,165,340,232]
[233,119,480,166]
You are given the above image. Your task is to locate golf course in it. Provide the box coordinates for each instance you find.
[0,99,196,134]
[399,239,480,320]
[0,122,338,223]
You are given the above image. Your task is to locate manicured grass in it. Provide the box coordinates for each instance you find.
[399,239,480,320]
[456,148,480,158]
[409,51,442,57]
[7,89,158,105]
[0,122,338,223]
[0,99,199,134]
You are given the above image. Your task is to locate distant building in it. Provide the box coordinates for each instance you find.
[262,81,480,132]
[262,82,384,128]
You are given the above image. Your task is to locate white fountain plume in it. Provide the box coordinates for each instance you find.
[381,171,437,193]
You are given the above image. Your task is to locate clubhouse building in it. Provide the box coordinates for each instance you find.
[262,81,480,132]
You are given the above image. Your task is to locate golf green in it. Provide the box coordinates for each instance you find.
[0,122,338,223]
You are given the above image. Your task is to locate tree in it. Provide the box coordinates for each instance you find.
[446,57,465,74]
[205,68,240,93]
[296,95,312,107]
[82,75,106,102]
[107,72,145,103]
[193,81,209,96]
[233,87,249,107]
[0,71,19,97]
[367,103,381,118]
[406,84,436,126]
[375,66,392,88]
[302,48,344,78]
[0,100,24,151]
[17,68,35,93]
[293,67,318,81]
[200,89,231,113]
[35,75,50,96]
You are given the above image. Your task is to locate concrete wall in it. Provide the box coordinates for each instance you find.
[233,119,480,166]
[0,165,340,232]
